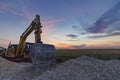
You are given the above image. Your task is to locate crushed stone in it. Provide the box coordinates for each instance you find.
[0,56,120,80]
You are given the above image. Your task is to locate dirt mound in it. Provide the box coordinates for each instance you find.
[0,56,120,80]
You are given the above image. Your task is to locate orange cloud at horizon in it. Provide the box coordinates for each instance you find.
[0,41,120,49]
[55,44,73,49]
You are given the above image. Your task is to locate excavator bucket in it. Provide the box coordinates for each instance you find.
[29,43,56,73]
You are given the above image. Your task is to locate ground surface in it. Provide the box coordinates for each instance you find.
[0,55,120,80]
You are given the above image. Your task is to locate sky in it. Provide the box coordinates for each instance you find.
[0,0,120,49]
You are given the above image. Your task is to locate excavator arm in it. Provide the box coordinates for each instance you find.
[16,15,42,57]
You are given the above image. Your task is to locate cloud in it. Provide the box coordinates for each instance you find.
[88,31,120,39]
[43,18,64,24]
[0,38,11,42]
[67,39,80,41]
[0,1,65,45]
[42,18,64,32]
[86,1,120,34]
[72,25,81,33]
[71,44,86,49]
[58,43,66,45]
[66,34,78,39]
[72,25,86,35]
[42,18,65,33]
[0,1,35,21]
[57,43,86,49]
[72,25,79,29]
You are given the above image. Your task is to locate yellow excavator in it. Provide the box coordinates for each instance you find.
[5,15,43,62]
[4,15,56,72]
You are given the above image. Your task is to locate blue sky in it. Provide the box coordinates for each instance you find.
[0,0,120,49]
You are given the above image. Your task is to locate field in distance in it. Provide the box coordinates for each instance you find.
[56,49,120,63]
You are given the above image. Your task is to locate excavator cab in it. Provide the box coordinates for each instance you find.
[23,42,33,55]
[23,42,34,62]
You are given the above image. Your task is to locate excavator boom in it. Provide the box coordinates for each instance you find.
[16,15,42,57]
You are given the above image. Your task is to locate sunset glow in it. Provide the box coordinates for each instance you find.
[0,0,120,49]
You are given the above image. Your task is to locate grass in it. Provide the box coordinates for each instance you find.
[56,49,120,63]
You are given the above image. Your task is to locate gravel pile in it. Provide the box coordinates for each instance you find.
[0,56,120,80]
[0,57,37,80]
